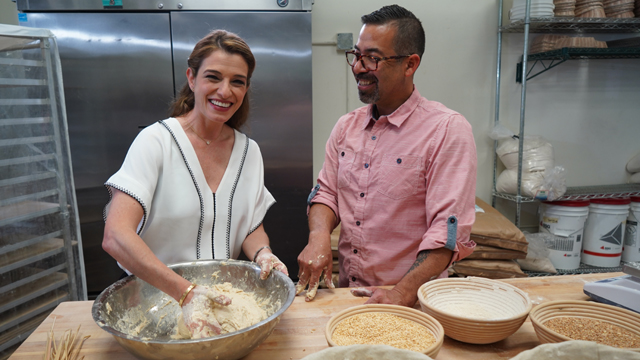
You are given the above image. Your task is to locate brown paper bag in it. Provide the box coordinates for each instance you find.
[471,198,528,253]
[466,244,527,260]
[452,259,527,279]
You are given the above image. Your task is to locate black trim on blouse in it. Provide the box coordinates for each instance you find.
[226,134,249,259]
[160,119,205,259]
[103,183,148,234]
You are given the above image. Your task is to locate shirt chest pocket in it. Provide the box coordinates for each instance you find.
[377,154,422,199]
[337,149,356,189]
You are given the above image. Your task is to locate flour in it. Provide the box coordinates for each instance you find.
[176,282,268,339]
[113,296,177,339]
[115,306,152,336]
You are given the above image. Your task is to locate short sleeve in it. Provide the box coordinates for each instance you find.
[104,124,164,223]
[247,140,276,235]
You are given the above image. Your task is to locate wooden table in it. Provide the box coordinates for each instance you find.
[10,272,623,360]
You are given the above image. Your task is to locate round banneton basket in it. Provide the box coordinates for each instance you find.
[417,277,532,344]
[325,304,444,359]
[529,300,640,352]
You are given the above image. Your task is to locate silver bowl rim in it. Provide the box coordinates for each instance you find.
[91,259,296,344]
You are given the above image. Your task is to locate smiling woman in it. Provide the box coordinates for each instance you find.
[101,29,289,340]
[185,51,249,139]
[171,30,255,130]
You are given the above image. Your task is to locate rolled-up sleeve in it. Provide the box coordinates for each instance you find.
[307,117,346,224]
[418,114,477,265]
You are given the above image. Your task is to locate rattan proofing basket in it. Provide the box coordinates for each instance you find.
[325,304,444,359]
[417,277,532,344]
[530,300,640,352]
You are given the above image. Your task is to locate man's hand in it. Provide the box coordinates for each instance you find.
[350,249,450,308]
[351,286,418,307]
[181,285,231,339]
[255,251,289,280]
[296,231,334,302]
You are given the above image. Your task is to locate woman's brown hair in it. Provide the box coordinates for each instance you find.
[170,30,256,130]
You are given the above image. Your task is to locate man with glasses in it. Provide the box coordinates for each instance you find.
[297,5,477,307]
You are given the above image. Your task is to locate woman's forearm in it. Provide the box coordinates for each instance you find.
[103,189,192,302]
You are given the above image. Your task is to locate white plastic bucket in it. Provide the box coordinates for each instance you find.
[622,196,640,263]
[582,198,631,267]
[539,200,590,270]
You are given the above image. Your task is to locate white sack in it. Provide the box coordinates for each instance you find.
[497,136,555,172]
[627,151,640,173]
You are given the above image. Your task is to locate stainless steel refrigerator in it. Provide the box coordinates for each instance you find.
[17,0,313,297]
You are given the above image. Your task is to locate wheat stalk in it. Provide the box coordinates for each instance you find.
[44,318,90,360]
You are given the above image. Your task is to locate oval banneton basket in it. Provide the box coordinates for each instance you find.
[325,304,444,359]
[529,300,640,352]
[417,277,532,344]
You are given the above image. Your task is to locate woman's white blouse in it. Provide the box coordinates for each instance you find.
[104,117,275,268]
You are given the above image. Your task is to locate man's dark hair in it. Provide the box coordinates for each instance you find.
[361,4,425,60]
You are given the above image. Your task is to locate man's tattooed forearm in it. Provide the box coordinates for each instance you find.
[406,250,431,274]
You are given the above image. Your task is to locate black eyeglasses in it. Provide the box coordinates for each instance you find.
[345,50,411,71]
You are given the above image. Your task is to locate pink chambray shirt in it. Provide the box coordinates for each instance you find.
[310,89,477,287]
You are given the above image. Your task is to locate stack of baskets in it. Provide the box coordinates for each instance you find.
[555,36,608,48]
[575,0,606,17]
[509,0,555,23]
[603,0,636,17]
[554,0,577,16]
[530,34,568,53]
[530,34,607,54]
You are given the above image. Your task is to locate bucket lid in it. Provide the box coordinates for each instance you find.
[590,197,631,205]
[543,200,590,207]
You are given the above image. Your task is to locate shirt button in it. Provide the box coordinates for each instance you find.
[364,163,369,169]
[371,136,377,140]
[356,221,361,226]
[351,277,356,282]
[341,151,345,157]
[353,249,358,254]
[397,158,402,164]
[360,193,364,197]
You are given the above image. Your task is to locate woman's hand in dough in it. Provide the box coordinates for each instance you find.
[255,252,289,280]
[181,285,231,338]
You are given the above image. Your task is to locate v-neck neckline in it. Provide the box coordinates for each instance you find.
[171,118,241,195]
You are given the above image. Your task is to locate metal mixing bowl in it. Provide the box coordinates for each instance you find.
[92,259,295,360]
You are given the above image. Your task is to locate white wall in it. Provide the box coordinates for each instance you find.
[500,33,640,187]
[311,0,499,203]
[0,1,18,25]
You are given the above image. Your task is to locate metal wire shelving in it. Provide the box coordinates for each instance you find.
[492,2,640,226]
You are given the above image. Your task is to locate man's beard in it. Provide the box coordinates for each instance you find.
[356,75,380,104]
